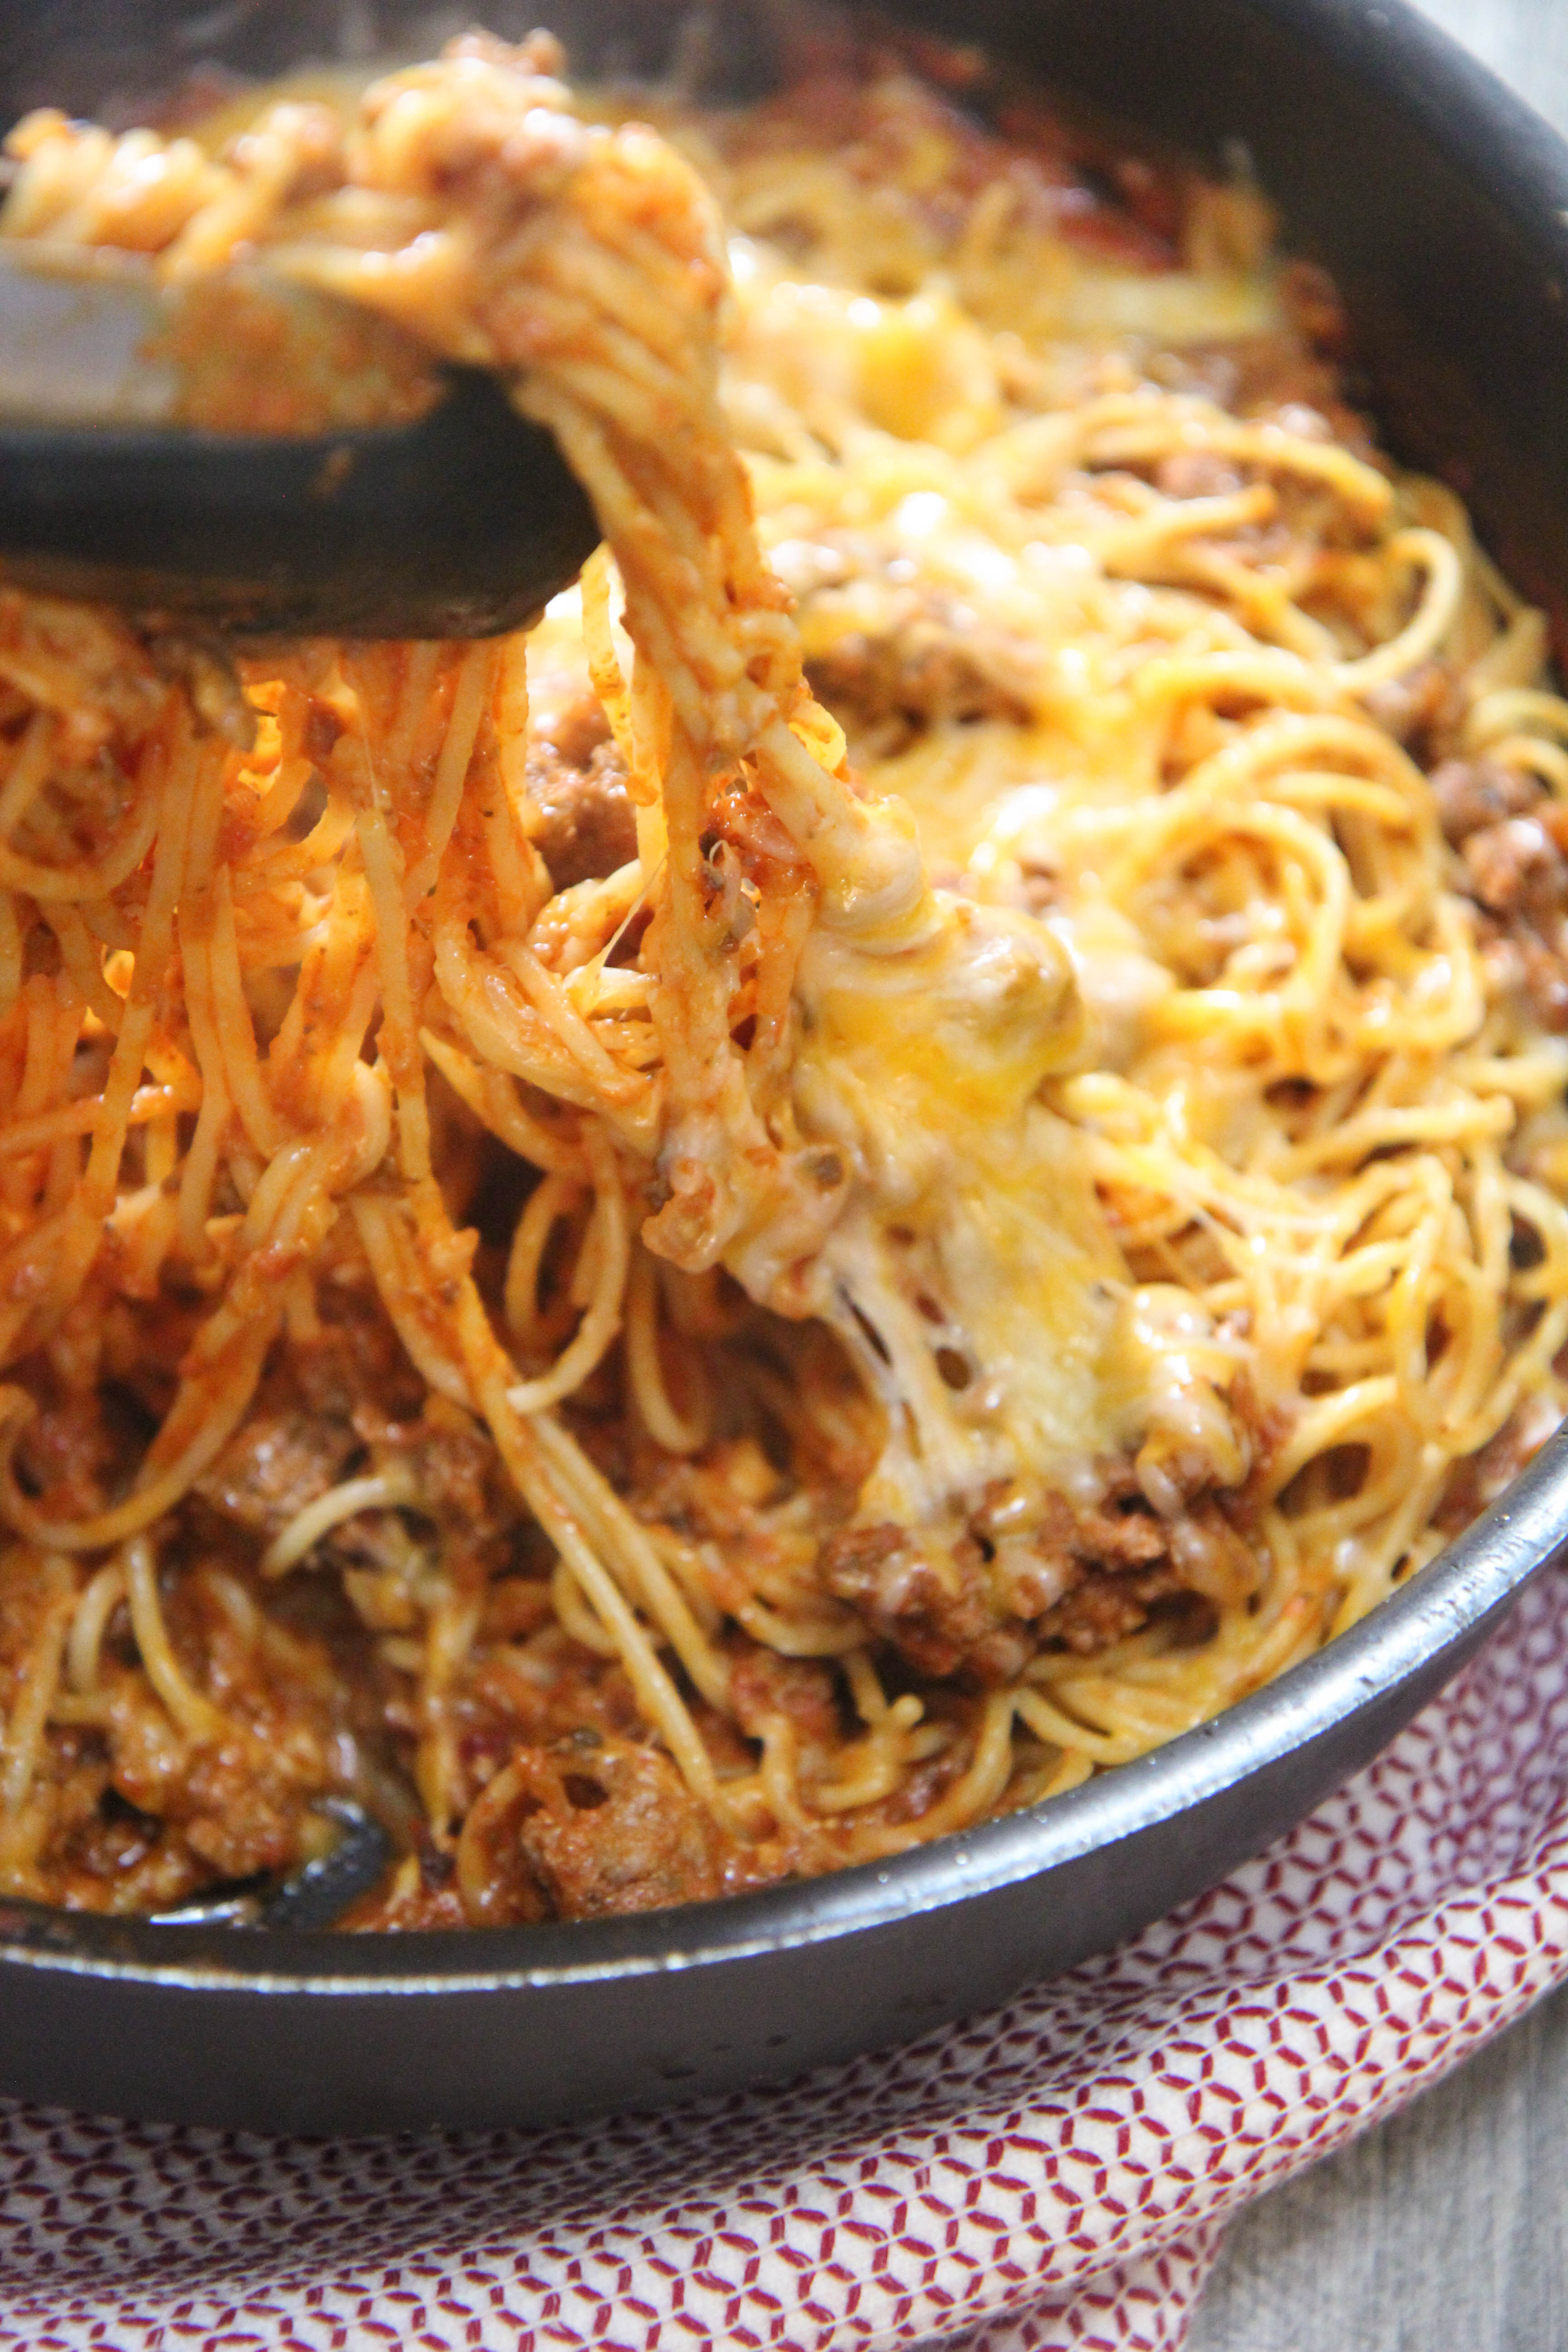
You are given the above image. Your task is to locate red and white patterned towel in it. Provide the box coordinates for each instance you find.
[5,1561,1568,2352]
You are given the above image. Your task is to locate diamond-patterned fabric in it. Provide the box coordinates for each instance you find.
[6,1563,1568,2352]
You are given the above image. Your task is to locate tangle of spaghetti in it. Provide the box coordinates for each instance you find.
[0,25,1563,1922]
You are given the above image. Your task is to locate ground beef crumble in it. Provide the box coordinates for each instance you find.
[799,566,1044,744]
[820,1461,1259,1688]
[525,695,638,889]
[1432,755,1568,1029]
[455,1736,725,1924]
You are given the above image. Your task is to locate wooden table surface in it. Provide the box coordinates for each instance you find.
[1190,7,1568,2346]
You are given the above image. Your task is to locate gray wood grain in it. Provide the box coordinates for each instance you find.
[1190,1976,1568,2351]
[1191,10,1568,2346]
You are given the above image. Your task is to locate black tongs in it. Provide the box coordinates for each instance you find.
[0,245,600,638]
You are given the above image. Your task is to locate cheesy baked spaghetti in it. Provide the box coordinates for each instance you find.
[0,21,1563,1924]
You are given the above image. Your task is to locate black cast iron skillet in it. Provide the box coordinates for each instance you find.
[2,0,1568,2133]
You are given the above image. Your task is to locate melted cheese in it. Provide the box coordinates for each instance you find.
[536,100,1293,1528]
[783,893,1141,1518]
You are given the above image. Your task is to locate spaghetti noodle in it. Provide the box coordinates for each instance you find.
[0,23,1564,1923]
